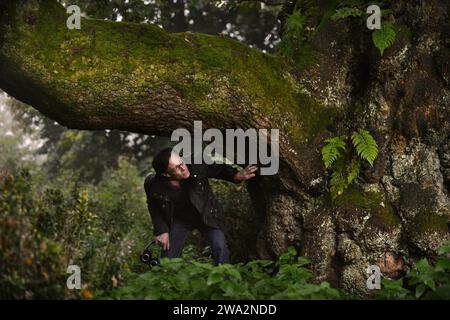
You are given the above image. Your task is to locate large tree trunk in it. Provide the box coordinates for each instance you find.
[1,0,449,294]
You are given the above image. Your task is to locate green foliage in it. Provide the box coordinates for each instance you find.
[438,242,450,255]
[104,241,450,301]
[321,130,378,199]
[331,4,397,56]
[106,246,343,300]
[346,157,360,184]
[329,159,348,199]
[277,10,306,59]
[276,8,319,71]
[375,240,450,300]
[0,170,68,299]
[331,7,363,20]
[0,159,151,299]
[351,129,378,166]
[372,22,396,56]
[2,164,448,300]
[321,136,347,169]
[375,278,412,300]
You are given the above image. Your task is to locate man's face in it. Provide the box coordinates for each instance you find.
[164,152,190,180]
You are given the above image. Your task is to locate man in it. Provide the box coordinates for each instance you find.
[144,148,257,265]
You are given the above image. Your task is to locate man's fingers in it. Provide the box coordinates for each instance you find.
[155,237,169,251]
[240,165,258,181]
[245,165,258,172]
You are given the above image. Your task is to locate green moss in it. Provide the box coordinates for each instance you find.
[302,195,329,225]
[294,42,316,71]
[411,212,448,234]
[294,92,338,142]
[336,186,401,229]
[1,0,336,144]
[396,24,412,40]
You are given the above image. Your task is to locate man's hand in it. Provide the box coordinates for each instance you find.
[155,232,170,251]
[233,165,258,183]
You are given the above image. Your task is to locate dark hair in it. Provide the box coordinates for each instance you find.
[152,147,173,175]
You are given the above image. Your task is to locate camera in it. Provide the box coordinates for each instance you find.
[140,241,161,268]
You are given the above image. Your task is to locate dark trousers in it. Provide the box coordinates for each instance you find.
[161,220,230,265]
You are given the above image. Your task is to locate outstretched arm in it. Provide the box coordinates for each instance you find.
[205,163,258,183]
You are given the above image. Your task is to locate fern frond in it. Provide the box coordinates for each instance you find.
[372,22,396,56]
[321,136,347,168]
[351,129,378,166]
[285,10,306,34]
[330,160,348,199]
[347,157,360,184]
[277,11,306,58]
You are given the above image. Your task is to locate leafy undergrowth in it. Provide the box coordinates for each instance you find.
[375,240,450,300]
[101,242,450,300]
[101,247,343,300]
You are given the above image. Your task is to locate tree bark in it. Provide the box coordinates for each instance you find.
[1,0,449,294]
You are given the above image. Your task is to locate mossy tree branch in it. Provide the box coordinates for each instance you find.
[0,0,315,141]
[0,0,343,194]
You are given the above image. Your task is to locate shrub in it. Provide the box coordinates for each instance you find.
[106,246,343,300]
[375,240,450,299]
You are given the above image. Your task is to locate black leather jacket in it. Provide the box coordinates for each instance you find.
[144,163,239,236]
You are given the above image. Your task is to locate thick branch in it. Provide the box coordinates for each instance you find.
[1,1,296,133]
[0,0,341,187]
